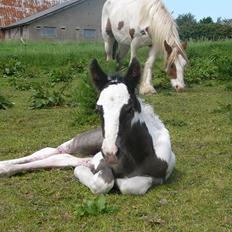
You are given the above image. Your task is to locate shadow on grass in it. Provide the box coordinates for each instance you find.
[165,168,184,185]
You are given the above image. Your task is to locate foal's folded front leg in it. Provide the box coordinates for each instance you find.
[74,152,114,194]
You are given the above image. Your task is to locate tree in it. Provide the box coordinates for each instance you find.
[199,17,214,24]
[176,13,232,41]
[176,13,197,26]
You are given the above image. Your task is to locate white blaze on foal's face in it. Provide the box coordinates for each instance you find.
[97,83,130,156]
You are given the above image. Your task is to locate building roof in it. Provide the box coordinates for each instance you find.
[0,0,58,27]
[1,0,86,29]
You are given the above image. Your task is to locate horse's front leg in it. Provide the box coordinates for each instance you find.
[74,152,114,194]
[129,37,140,64]
[139,46,157,95]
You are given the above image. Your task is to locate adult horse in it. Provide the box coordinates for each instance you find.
[102,0,188,94]
[0,59,175,195]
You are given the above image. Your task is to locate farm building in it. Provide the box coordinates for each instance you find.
[0,0,106,41]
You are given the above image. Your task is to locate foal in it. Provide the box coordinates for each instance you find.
[0,59,175,195]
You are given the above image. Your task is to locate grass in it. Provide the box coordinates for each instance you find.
[0,40,232,231]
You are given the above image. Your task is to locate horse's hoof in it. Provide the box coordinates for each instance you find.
[139,86,157,95]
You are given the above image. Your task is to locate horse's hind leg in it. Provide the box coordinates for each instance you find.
[103,35,115,61]
[139,46,157,95]
[0,154,91,177]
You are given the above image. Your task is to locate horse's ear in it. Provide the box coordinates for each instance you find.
[164,40,172,56]
[124,58,141,92]
[182,41,188,50]
[90,59,108,91]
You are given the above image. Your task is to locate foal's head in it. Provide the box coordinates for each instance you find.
[164,40,188,92]
[90,58,141,165]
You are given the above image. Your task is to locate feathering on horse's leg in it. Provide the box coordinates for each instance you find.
[0,154,91,177]
[74,152,114,194]
[139,46,157,95]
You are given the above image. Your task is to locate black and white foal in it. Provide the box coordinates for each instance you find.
[0,59,175,195]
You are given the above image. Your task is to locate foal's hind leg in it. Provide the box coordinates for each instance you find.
[0,147,59,165]
[0,154,91,177]
[0,128,102,165]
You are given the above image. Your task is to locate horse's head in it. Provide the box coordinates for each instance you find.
[90,58,141,165]
[164,40,188,92]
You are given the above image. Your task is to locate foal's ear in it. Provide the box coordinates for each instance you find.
[124,58,141,92]
[164,40,172,56]
[90,59,108,91]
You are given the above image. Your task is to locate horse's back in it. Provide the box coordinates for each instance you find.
[102,0,149,44]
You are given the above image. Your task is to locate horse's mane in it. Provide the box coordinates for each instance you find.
[140,0,187,60]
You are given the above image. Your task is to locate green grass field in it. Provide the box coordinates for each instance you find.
[0,40,232,231]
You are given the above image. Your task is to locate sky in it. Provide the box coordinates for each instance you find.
[164,0,232,21]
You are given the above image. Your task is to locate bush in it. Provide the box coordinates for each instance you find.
[48,66,74,85]
[71,73,98,127]
[185,44,232,85]
[29,86,66,109]
[1,56,25,77]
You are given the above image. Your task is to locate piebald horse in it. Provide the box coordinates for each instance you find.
[0,59,175,195]
[102,0,188,94]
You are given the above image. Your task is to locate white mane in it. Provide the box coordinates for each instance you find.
[140,0,187,60]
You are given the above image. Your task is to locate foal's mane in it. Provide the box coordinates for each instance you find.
[140,0,187,61]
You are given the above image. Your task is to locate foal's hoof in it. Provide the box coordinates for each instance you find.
[139,85,157,95]
[0,164,14,177]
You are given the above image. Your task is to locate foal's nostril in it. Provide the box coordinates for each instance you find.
[105,153,118,165]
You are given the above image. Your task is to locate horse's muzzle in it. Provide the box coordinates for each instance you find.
[175,85,184,92]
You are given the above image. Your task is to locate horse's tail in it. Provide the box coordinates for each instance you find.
[112,40,118,60]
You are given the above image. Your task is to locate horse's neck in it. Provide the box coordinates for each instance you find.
[142,0,181,55]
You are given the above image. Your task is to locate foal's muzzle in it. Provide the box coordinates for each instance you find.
[104,153,119,165]
[101,139,120,165]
